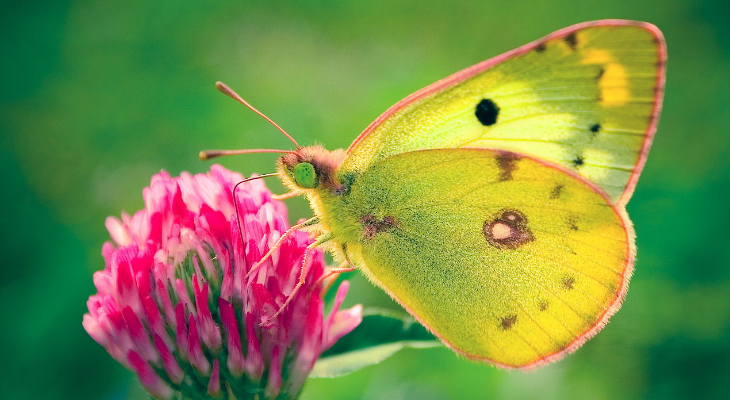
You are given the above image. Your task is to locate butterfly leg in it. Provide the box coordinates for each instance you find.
[316,246,358,288]
[245,216,320,280]
[272,191,299,200]
[261,233,333,326]
[321,264,358,282]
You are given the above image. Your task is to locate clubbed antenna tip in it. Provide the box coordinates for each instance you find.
[198,149,293,161]
[214,81,301,149]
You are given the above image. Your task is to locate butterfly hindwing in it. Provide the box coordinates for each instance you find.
[333,148,633,368]
[343,20,665,206]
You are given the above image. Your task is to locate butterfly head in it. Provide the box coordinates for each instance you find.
[277,145,347,194]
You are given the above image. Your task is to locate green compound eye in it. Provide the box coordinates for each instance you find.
[293,162,318,188]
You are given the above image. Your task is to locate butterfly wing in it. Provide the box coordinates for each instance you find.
[335,148,633,368]
[343,20,665,206]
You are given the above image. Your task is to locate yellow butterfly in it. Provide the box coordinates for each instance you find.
[202,19,666,369]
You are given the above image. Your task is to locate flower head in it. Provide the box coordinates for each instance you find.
[84,165,362,399]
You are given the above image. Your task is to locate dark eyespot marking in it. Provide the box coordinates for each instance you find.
[361,214,398,240]
[564,32,578,50]
[596,67,605,80]
[535,42,547,53]
[500,315,517,330]
[550,184,564,200]
[539,301,549,311]
[590,123,601,135]
[484,209,534,249]
[562,276,575,290]
[475,99,500,126]
[572,156,585,168]
[496,152,520,181]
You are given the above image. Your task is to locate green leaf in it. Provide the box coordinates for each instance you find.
[310,308,441,378]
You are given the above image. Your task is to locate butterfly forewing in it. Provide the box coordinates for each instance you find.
[337,148,633,368]
[343,21,665,205]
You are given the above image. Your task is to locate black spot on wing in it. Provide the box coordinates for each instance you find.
[568,216,579,231]
[496,152,520,181]
[500,315,517,330]
[572,156,585,168]
[564,32,578,50]
[475,99,500,126]
[562,276,575,290]
[550,184,564,200]
[535,42,547,53]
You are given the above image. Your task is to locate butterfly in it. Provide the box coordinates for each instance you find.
[202,19,666,369]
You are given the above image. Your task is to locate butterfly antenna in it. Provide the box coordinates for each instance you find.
[215,81,301,150]
[199,148,292,161]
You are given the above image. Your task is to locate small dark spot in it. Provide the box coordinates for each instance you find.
[608,283,617,293]
[361,214,398,240]
[484,209,534,249]
[500,315,517,330]
[362,224,377,240]
[535,42,547,53]
[562,276,575,290]
[475,98,500,126]
[590,124,601,137]
[496,152,520,181]
[572,156,585,168]
[382,216,397,227]
[564,32,578,50]
[568,216,579,231]
[539,301,549,311]
[550,184,564,200]
[596,67,605,80]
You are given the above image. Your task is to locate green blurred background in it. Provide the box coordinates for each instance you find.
[2,0,729,399]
